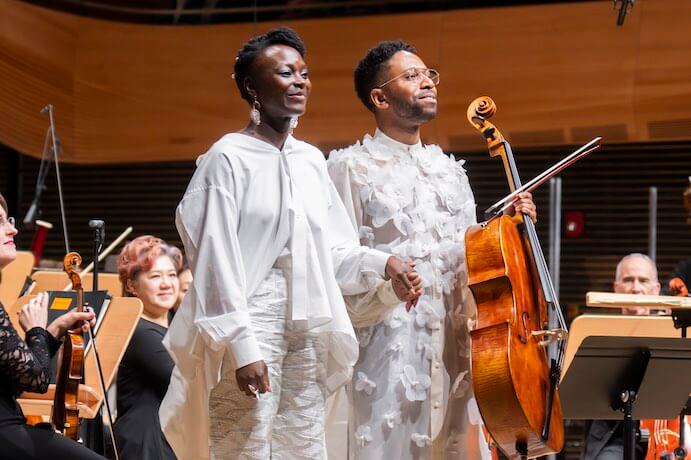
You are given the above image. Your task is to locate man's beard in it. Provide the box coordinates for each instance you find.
[390,96,437,124]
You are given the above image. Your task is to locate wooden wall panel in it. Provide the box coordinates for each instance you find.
[634,0,691,138]
[437,3,642,149]
[0,2,76,157]
[1,0,691,163]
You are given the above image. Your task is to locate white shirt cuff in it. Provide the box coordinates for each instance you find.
[228,335,263,370]
[195,311,263,369]
[363,249,391,277]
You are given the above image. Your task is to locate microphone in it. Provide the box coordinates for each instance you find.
[89,219,105,251]
[23,199,39,227]
[614,0,634,26]
[40,104,52,114]
[88,219,105,229]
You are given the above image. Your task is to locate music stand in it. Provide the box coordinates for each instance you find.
[29,270,123,298]
[8,295,142,420]
[561,314,691,460]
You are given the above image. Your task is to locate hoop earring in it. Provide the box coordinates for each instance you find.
[289,117,299,131]
[250,99,261,126]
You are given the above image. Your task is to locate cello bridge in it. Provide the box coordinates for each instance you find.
[531,328,567,347]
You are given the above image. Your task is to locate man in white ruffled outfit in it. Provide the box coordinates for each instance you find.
[327,41,537,459]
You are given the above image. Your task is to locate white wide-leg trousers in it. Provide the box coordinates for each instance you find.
[209,266,328,459]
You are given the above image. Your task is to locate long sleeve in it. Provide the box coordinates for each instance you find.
[175,154,261,370]
[0,304,59,395]
[327,156,401,327]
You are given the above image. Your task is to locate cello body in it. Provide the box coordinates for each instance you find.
[466,215,564,458]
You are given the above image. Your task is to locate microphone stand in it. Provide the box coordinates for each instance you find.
[23,127,52,228]
[671,308,690,459]
[89,220,105,292]
[41,104,70,253]
[85,219,120,459]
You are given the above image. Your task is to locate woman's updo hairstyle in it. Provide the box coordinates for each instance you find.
[233,27,306,104]
[117,235,183,296]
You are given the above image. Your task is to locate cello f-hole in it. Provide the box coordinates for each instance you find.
[520,312,530,344]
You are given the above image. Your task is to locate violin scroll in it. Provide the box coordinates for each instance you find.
[62,252,82,292]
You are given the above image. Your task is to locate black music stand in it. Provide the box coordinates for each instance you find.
[560,333,691,460]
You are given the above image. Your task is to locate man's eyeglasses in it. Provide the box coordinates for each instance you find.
[378,67,441,89]
[0,216,16,229]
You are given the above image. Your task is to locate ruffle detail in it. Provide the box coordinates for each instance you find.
[329,134,476,299]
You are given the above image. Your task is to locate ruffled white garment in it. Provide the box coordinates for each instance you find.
[328,129,490,460]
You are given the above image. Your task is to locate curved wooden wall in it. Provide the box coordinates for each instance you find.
[1,0,691,163]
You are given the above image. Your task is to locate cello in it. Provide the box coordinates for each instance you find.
[52,252,86,440]
[464,96,568,459]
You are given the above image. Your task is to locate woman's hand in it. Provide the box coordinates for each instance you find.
[385,257,423,310]
[505,191,537,224]
[236,360,271,398]
[46,307,96,340]
[18,292,49,333]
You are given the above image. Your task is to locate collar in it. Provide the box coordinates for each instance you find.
[372,128,423,153]
[233,132,297,155]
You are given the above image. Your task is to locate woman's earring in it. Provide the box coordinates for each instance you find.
[250,98,261,126]
[289,117,299,131]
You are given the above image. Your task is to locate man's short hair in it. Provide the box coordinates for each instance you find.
[354,40,416,112]
[615,253,658,282]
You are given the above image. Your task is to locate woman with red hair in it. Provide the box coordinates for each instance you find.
[115,235,182,460]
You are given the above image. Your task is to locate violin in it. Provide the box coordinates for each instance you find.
[641,417,690,459]
[464,97,567,459]
[51,252,86,440]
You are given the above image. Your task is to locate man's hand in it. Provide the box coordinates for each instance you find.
[385,257,423,310]
[235,360,271,398]
[505,191,537,224]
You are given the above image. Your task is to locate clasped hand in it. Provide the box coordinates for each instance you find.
[385,256,423,311]
[236,255,424,398]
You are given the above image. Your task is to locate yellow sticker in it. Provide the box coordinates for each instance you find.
[50,297,72,311]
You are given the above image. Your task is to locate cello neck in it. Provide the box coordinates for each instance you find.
[499,140,560,311]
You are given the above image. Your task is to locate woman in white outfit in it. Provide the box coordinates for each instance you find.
[159,28,422,460]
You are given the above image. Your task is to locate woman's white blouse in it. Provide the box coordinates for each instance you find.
[160,133,390,460]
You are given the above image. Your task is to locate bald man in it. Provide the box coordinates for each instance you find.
[581,253,660,460]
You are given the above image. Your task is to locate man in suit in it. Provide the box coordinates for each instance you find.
[581,253,661,460]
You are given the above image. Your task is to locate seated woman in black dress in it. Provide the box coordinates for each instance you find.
[0,193,102,459]
[115,235,181,460]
